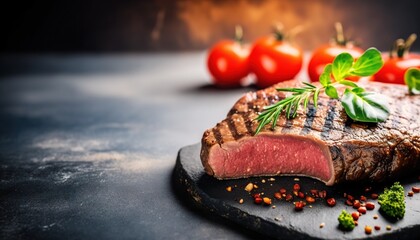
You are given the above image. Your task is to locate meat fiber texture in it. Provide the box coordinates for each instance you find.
[200,80,420,185]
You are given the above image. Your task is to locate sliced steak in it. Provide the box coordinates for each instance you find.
[201,80,420,185]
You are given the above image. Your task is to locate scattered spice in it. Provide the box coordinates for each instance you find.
[353,200,361,209]
[272,205,276,209]
[360,195,367,202]
[263,197,272,205]
[274,192,282,200]
[408,191,414,197]
[294,178,300,181]
[306,196,315,204]
[310,189,318,197]
[327,198,336,207]
[365,202,375,210]
[374,225,381,231]
[279,188,287,195]
[365,186,372,192]
[293,183,301,191]
[274,217,280,221]
[320,222,325,228]
[253,193,261,199]
[358,207,367,214]
[351,212,359,221]
[261,179,266,183]
[253,184,259,189]
[365,225,372,234]
[295,201,304,211]
[373,214,378,219]
[268,177,275,182]
[226,186,232,192]
[371,193,379,199]
[298,192,305,199]
[285,194,293,202]
[319,190,327,198]
[245,183,254,192]
[239,199,244,204]
[254,197,263,204]
[386,225,392,231]
[412,186,420,193]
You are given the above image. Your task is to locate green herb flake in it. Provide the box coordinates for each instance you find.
[405,68,420,95]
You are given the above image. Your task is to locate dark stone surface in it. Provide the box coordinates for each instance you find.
[174,144,420,240]
[0,53,263,239]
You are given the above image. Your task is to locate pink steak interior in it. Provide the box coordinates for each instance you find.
[208,134,333,184]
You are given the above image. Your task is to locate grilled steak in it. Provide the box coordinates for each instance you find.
[201,80,420,185]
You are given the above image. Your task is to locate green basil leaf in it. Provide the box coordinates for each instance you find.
[325,85,339,99]
[319,64,332,87]
[338,79,359,88]
[332,53,353,81]
[341,89,390,123]
[350,48,384,76]
[404,68,420,94]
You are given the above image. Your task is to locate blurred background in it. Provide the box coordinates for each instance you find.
[1,0,419,53]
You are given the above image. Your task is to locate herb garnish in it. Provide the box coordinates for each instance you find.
[255,48,389,134]
[405,67,420,95]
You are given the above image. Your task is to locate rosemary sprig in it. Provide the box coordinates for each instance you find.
[255,48,389,135]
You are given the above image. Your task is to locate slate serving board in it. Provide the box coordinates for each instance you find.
[173,143,420,240]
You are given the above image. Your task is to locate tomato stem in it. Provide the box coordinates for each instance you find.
[334,22,346,46]
[273,23,285,41]
[234,25,243,44]
[391,33,417,58]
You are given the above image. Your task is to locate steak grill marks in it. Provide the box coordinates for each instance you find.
[321,99,338,140]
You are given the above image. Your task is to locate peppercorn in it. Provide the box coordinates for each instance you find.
[353,200,361,209]
[285,194,293,202]
[263,197,272,205]
[318,190,327,198]
[374,225,381,231]
[254,197,263,204]
[358,207,367,214]
[306,196,315,203]
[226,186,232,192]
[326,198,336,207]
[279,188,287,194]
[295,201,304,211]
[293,183,301,192]
[351,212,359,221]
[365,202,375,210]
[298,192,305,199]
[365,225,372,234]
[274,192,282,200]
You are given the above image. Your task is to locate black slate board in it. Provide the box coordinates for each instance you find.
[174,144,420,240]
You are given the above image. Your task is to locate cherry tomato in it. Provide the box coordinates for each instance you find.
[372,34,420,85]
[373,54,420,84]
[207,40,250,88]
[308,23,363,82]
[249,36,303,88]
[308,44,364,82]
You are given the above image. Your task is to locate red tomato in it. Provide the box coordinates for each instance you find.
[308,44,364,82]
[249,36,303,88]
[207,40,250,88]
[372,54,420,84]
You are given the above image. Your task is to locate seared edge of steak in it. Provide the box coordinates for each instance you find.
[201,80,420,184]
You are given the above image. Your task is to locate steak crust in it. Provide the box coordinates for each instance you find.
[201,80,420,185]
